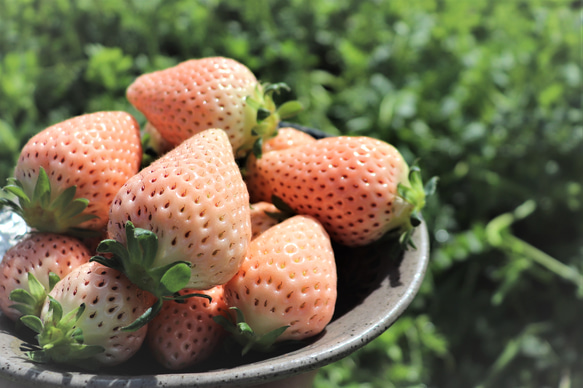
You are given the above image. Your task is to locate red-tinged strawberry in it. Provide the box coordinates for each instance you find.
[147,286,227,370]
[126,57,302,158]
[245,127,316,203]
[20,261,154,369]
[217,215,337,354]
[252,136,436,247]
[0,233,92,322]
[93,129,251,327]
[1,111,142,234]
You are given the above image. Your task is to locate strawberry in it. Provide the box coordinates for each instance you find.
[93,129,251,326]
[147,286,227,370]
[1,111,142,234]
[20,261,154,368]
[218,215,337,354]
[249,202,281,240]
[0,233,91,322]
[245,127,316,203]
[126,57,302,158]
[250,135,434,247]
[143,121,174,157]
[260,127,318,154]
[140,121,174,168]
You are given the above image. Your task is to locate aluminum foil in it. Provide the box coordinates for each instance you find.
[0,207,30,260]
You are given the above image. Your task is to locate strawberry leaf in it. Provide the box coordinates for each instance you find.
[9,272,52,318]
[95,239,129,263]
[121,291,212,332]
[394,163,438,249]
[122,298,163,332]
[67,343,105,362]
[214,307,289,355]
[26,350,50,363]
[20,315,44,334]
[270,195,296,217]
[48,272,60,291]
[133,227,159,268]
[157,262,192,295]
[245,95,262,111]
[48,185,75,211]
[255,326,290,352]
[424,176,438,197]
[252,137,264,159]
[263,82,291,96]
[1,167,99,235]
[32,167,51,208]
[256,108,272,122]
[213,314,236,334]
[238,82,300,159]
[2,180,29,207]
[169,292,212,303]
[9,289,36,307]
[59,197,89,219]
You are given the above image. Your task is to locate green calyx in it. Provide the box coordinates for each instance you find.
[90,220,210,332]
[396,164,438,249]
[20,297,104,369]
[213,307,289,355]
[241,82,304,159]
[0,167,99,236]
[9,272,60,319]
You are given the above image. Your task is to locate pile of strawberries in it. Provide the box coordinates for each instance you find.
[0,57,431,371]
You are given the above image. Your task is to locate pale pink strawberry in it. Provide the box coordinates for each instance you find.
[220,215,337,353]
[245,127,316,203]
[147,286,227,370]
[0,233,92,322]
[126,57,301,158]
[2,111,142,233]
[143,121,174,157]
[262,127,317,153]
[94,129,251,326]
[251,136,430,247]
[249,202,281,240]
[21,261,154,368]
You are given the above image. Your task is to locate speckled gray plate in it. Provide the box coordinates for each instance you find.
[0,207,429,388]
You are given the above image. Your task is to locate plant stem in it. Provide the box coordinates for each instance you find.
[502,234,583,292]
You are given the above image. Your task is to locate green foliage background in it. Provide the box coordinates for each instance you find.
[0,0,581,386]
